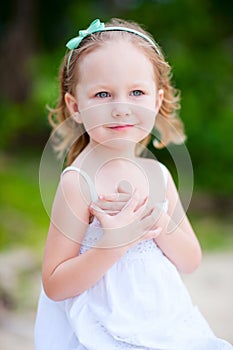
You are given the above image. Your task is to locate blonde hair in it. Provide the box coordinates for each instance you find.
[48,18,186,165]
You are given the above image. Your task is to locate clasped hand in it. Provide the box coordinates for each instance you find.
[89,187,163,249]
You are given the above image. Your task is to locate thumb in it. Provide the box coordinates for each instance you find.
[89,202,106,221]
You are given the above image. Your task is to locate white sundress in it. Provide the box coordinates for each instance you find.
[34,165,233,350]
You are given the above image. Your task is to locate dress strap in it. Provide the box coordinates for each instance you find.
[62,164,169,211]
[62,166,98,202]
[158,163,169,213]
[156,199,168,213]
[159,162,168,188]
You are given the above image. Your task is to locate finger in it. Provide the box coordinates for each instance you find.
[97,194,146,215]
[144,205,163,220]
[89,202,106,221]
[140,209,160,231]
[105,210,120,216]
[98,193,130,202]
[133,200,152,219]
[97,200,127,211]
[121,189,140,214]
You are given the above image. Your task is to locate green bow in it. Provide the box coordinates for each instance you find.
[66,19,105,50]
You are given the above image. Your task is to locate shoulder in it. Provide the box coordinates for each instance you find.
[51,168,91,230]
[59,167,93,205]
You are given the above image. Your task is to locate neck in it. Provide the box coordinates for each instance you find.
[77,139,138,174]
[88,139,137,162]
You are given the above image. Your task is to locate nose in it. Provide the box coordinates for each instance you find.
[112,103,132,118]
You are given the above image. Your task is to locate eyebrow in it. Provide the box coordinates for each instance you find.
[130,81,154,88]
[87,80,154,90]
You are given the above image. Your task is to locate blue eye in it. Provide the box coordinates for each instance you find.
[131,90,143,96]
[96,91,110,98]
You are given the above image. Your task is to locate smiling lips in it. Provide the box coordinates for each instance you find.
[107,124,135,130]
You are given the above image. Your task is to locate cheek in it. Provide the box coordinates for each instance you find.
[82,118,105,134]
[80,106,108,133]
[87,128,107,144]
[138,108,156,130]
[134,122,154,143]
[80,106,109,144]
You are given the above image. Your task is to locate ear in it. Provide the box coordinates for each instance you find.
[155,89,164,114]
[64,92,82,123]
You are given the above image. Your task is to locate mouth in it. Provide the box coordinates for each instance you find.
[107,124,135,130]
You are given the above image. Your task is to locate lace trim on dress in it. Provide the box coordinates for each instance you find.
[96,320,155,350]
[79,217,162,258]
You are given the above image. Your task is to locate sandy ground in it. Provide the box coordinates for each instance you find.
[182,251,233,343]
[0,250,232,349]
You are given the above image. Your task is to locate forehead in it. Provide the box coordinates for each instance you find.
[77,41,155,84]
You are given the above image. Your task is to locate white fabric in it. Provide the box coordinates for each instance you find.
[35,164,232,350]
[62,166,98,202]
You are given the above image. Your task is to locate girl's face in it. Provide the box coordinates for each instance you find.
[65,41,163,147]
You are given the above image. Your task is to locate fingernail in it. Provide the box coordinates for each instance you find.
[89,203,96,210]
[90,203,105,213]
[99,194,104,200]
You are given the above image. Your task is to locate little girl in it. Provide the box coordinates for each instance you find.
[35,18,232,350]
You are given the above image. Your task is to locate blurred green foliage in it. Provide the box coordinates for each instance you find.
[0,153,49,251]
[0,0,232,196]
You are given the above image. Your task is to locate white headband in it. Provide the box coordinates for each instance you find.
[66,19,161,73]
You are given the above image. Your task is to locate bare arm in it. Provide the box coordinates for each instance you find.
[42,222,126,300]
[154,170,202,273]
[42,172,128,301]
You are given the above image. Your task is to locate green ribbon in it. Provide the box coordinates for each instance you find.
[66,19,105,50]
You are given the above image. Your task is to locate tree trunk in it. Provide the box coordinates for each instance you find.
[0,0,37,103]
